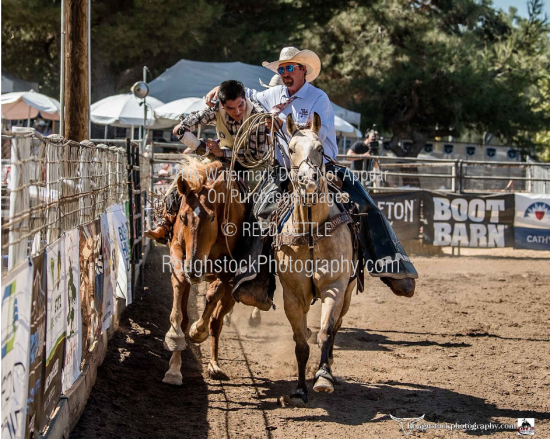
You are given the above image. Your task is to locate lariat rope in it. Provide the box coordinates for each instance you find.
[222,112,292,259]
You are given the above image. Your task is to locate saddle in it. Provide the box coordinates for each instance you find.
[267,179,365,293]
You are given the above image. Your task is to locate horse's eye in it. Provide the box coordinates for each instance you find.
[289,147,294,155]
[210,215,215,223]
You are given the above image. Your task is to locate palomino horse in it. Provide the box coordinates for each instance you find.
[275,113,357,406]
[163,156,248,384]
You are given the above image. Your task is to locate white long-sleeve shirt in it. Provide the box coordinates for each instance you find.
[247,82,338,165]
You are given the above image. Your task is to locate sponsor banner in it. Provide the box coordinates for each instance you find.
[91,219,103,340]
[79,222,96,354]
[371,192,421,241]
[26,254,47,437]
[423,192,514,247]
[107,204,131,305]
[514,193,550,250]
[1,262,33,439]
[62,229,82,393]
[100,213,114,332]
[43,239,67,421]
[514,227,550,250]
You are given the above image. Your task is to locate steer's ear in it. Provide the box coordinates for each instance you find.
[311,112,322,135]
[286,114,297,137]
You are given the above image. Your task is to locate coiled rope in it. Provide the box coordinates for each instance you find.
[222,112,293,259]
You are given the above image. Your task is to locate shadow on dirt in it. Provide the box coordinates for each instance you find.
[70,246,208,439]
[249,377,550,435]
[332,327,472,351]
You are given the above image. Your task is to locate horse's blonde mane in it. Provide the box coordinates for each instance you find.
[172,155,223,193]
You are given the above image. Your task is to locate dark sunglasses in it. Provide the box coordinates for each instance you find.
[277,64,301,75]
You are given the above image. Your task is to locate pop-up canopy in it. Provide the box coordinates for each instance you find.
[148,59,361,128]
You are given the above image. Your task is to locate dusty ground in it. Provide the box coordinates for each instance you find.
[71,245,550,438]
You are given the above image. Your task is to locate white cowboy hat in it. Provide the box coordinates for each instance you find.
[262,47,321,82]
[259,74,285,88]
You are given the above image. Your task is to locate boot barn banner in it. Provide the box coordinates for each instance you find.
[423,192,515,247]
[371,192,422,241]
[514,194,550,251]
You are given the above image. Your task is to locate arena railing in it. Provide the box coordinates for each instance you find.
[336,154,550,194]
[142,143,550,195]
[1,133,149,285]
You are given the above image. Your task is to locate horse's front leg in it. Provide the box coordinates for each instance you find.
[313,280,348,393]
[283,292,310,406]
[164,243,190,352]
[163,244,190,385]
[208,282,235,380]
[327,278,356,386]
[163,351,183,385]
[189,279,225,344]
[248,307,262,327]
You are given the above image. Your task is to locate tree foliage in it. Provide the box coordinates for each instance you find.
[2,0,549,159]
[305,0,550,158]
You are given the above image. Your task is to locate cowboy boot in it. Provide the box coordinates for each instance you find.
[232,226,274,312]
[145,211,177,244]
[329,164,418,280]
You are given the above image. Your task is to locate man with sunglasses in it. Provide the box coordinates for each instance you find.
[206,47,418,311]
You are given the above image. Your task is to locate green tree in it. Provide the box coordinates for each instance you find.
[305,0,550,158]
[1,0,338,101]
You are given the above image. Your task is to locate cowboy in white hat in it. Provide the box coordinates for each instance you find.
[207,48,418,310]
[208,47,337,161]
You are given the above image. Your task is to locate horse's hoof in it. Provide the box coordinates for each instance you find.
[164,327,187,351]
[284,390,308,407]
[248,314,261,327]
[223,314,231,327]
[208,363,229,381]
[188,322,209,344]
[162,371,183,386]
[313,376,334,393]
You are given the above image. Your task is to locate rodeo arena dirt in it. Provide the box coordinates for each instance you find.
[2,126,549,439]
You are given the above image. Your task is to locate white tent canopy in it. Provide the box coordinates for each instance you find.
[148,59,274,103]
[1,73,39,94]
[334,116,357,134]
[154,97,206,122]
[90,93,165,128]
[331,102,361,128]
[1,90,60,120]
[149,59,361,127]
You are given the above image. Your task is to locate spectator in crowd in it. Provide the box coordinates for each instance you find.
[35,120,52,136]
[346,130,378,171]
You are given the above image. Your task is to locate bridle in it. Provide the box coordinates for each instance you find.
[288,132,326,207]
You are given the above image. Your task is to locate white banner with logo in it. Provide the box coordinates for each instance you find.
[62,229,82,393]
[107,204,131,305]
[1,262,33,439]
[43,238,67,420]
[100,213,115,332]
[514,194,550,250]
